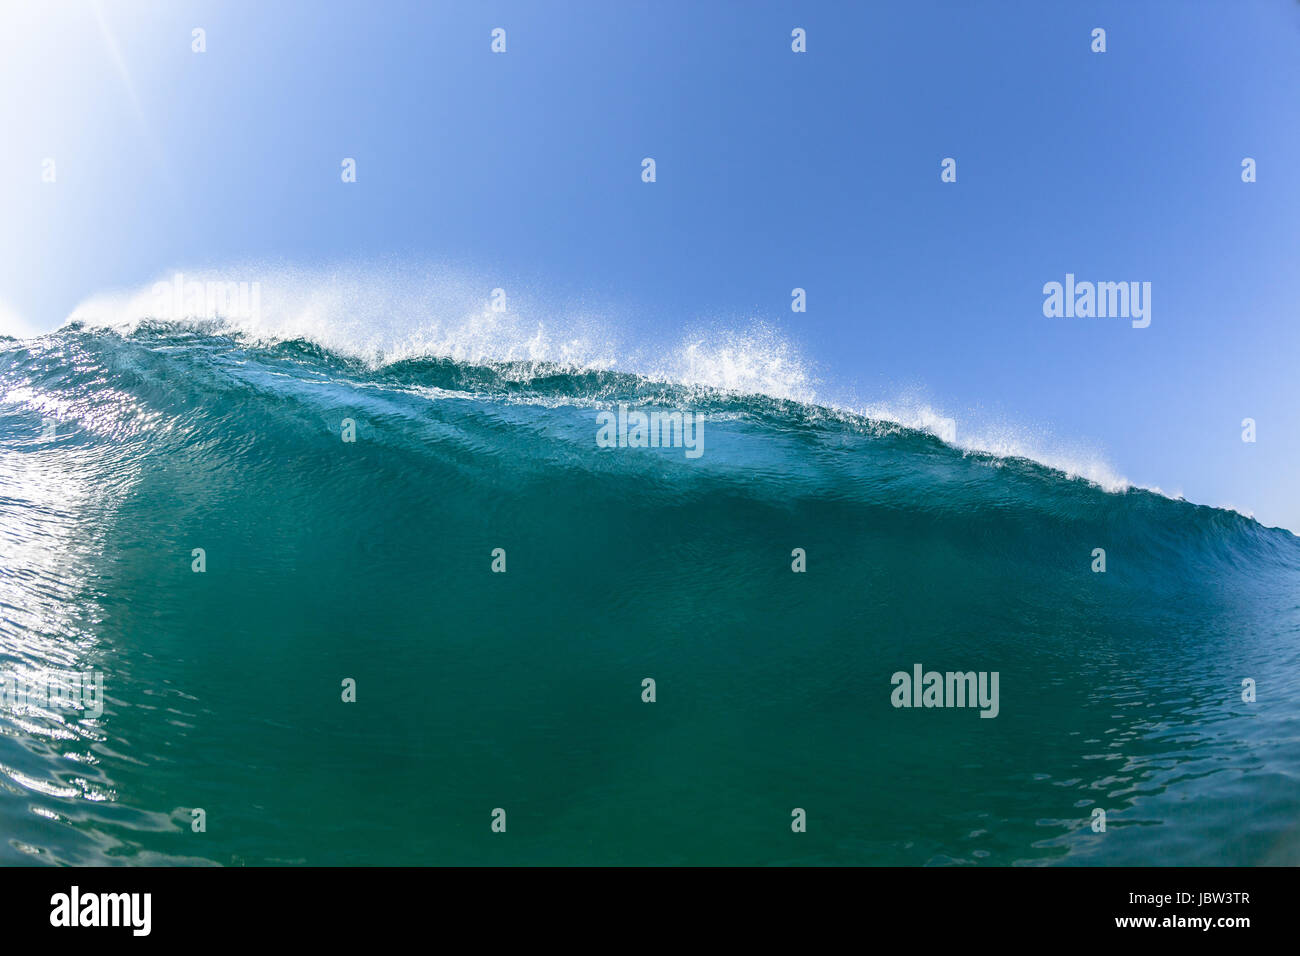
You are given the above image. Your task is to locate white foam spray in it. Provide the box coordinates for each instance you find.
[52,260,1181,503]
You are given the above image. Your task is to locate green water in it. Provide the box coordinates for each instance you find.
[2,326,1299,865]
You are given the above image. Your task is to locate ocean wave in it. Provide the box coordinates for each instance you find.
[3,313,1299,865]
[0,262,1271,529]
[41,264,1146,498]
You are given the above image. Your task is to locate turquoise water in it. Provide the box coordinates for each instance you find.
[2,323,1299,865]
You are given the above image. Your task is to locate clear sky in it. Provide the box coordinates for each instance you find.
[2,1,1298,529]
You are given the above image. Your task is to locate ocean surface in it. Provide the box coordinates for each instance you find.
[2,321,1299,866]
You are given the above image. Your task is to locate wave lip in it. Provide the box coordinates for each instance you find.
[2,319,1288,545]
[9,262,1272,530]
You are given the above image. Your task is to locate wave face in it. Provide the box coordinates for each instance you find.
[2,323,1299,865]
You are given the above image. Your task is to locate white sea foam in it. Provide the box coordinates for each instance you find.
[953,424,1132,494]
[648,325,818,405]
[57,261,1161,502]
[65,262,622,370]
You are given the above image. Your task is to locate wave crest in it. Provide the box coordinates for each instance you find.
[43,261,1154,505]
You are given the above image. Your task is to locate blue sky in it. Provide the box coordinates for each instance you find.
[2,0,1298,529]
